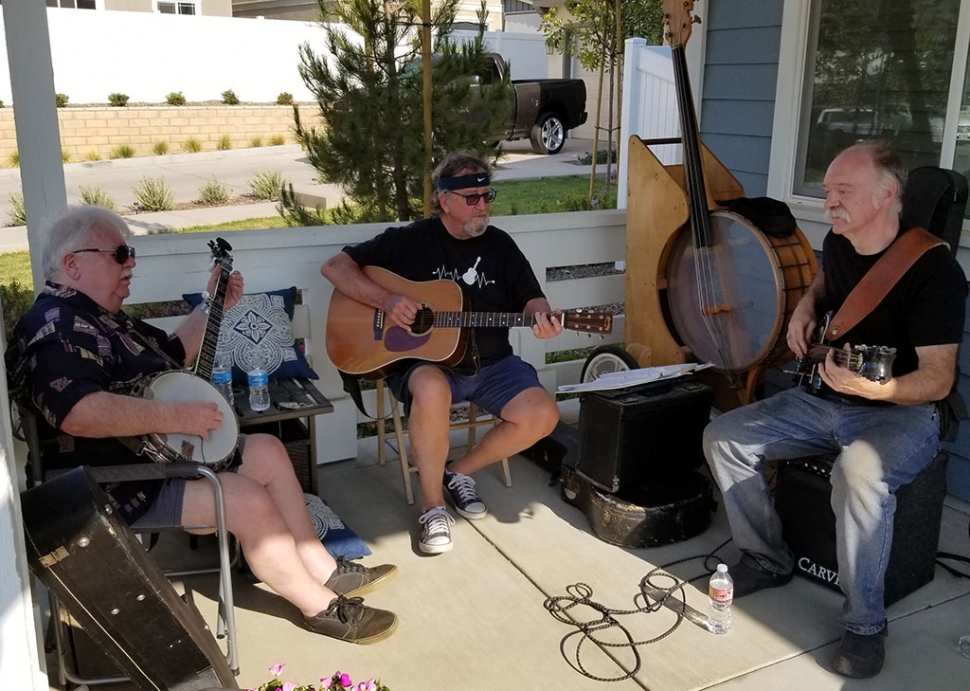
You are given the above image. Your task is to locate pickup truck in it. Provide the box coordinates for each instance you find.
[477,53,588,154]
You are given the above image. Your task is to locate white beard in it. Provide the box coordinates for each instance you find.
[463,216,489,237]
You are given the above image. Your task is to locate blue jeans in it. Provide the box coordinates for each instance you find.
[703,388,940,634]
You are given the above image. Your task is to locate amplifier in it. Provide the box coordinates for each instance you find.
[578,380,712,493]
[775,451,948,605]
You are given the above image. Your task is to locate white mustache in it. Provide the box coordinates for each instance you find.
[121,270,133,280]
[824,206,851,223]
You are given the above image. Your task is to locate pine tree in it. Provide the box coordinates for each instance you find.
[287,0,513,223]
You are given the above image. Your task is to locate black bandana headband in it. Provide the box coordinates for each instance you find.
[436,172,490,191]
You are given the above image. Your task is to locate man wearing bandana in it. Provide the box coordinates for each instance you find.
[322,151,563,554]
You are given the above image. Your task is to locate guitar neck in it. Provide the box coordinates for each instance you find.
[195,265,230,380]
[432,311,538,328]
[804,344,863,371]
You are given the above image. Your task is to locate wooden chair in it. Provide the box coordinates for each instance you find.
[374,378,512,505]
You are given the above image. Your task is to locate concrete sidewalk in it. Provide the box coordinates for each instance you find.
[0,137,609,253]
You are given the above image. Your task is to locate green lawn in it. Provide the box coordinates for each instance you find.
[0,175,617,292]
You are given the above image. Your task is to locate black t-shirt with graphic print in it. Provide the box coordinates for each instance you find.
[820,225,968,380]
[343,217,546,368]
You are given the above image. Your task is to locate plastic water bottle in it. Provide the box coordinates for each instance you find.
[210,353,234,406]
[708,563,734,635]
[959,634,970,658]
[247,363,270,412]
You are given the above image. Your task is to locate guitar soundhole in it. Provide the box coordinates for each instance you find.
[412,307,435,335]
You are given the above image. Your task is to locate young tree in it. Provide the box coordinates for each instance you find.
[542,0,663,198]
[285,0,512,224]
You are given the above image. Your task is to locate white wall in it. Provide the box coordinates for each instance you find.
[0,10,547,106]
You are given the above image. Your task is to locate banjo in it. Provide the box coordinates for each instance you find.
[129,238,240,470]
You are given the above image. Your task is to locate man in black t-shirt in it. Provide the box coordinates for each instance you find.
[703,143,967,679]
[322,152,563,554]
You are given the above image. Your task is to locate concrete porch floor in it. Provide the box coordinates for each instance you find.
[58,401,970,691]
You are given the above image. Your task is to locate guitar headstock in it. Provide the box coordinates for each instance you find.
[208,236,234,272]
[663,0,699,50]
[562,310,613,335]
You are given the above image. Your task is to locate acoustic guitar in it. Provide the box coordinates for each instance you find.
[326,266,613,379]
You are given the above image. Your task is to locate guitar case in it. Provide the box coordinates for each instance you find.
[900,166,967,255]
[21,468,237,691]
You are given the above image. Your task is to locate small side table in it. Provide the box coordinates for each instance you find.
[234,377,333,495]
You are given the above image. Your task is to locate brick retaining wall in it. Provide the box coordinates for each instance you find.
[0,105,324,163]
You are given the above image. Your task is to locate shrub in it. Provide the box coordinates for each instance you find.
[576,149,617,165]
[182,137,203,153]
[217,134,232,151]
[7,151,18,168]
[83,150,101,162]
[108,93,130,107]
[269,134,286,146]
[55,93,68,108]
[166,91,186,106]
[221,89,239,105]
[151,141,169,156]
[0,100,5,108]
[248,170,284,201]
[249,136,263,148]
[277,92,293,106]
[132,176,174,211]
[61,148,71,163]
[8,193,26,226]
[2,279,34,343]
[79,185,115,211]
[109,144,136,159]
[197,179,230,207]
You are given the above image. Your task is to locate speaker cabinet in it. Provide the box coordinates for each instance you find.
[775,451,948,605]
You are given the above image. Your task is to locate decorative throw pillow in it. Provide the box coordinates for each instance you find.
[183,287,318,386]
[305,493,372,560]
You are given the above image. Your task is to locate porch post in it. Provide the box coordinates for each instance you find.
[2,1,68,293]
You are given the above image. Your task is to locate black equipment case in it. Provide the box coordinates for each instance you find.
[21,468,237,691]
[775,452,948,605]
[900,166,968,253]
[578,380,713,492]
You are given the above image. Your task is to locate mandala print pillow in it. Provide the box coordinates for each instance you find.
[183,287,318,385]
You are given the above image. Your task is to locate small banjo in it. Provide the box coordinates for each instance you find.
[129,238,240,470]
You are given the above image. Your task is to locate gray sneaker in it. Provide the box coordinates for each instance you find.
[303,595,398,644]
[324,556,398,598]
[443,469,487,519]
[418,506,455,554]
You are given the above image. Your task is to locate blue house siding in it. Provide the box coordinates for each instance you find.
[942,295,970,501]
[699,1,783,197]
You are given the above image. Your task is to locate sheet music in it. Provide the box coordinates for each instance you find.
[557,363,714,394]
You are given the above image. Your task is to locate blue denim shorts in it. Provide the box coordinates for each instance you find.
[389,354,542,418]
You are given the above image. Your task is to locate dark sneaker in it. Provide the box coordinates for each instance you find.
[443,468,487,519]
[730,556,793,598]
[832,627,887,678]
[324,556,398,598]
[303,595,398,644]
[418,506,455,554]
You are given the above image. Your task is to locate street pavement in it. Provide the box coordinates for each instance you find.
[0,137,609,253]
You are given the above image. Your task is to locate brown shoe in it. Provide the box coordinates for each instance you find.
[303,595,398,644]
[324,556,398,598]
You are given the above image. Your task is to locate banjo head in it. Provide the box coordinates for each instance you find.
[138,371,239,468]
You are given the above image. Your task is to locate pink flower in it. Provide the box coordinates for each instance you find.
[357,681,377,691]
[269,663,285,677]
[282,683,295,691]
[340,673,353,688]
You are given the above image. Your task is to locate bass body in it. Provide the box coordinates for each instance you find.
[327,266,612,379]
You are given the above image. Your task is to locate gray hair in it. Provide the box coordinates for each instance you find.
[430,151,490,218]
[41,205,132,280]
[840,141,907,216]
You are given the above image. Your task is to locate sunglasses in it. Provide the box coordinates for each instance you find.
[72,245,137,264]
[449,188,497,206]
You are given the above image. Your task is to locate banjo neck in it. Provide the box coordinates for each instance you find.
[194,238,234,381]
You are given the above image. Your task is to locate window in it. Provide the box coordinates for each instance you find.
[156,1,196,14]
[46,0,97,8]
[793,0,961,198]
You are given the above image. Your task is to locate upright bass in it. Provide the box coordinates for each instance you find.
[623,0,818,408]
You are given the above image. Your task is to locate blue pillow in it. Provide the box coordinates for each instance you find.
[305,493,372,560]
[183,287,318,386]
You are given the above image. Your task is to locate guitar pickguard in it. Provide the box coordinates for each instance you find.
[384,325,433,353]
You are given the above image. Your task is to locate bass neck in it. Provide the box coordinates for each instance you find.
[671,44,713,248]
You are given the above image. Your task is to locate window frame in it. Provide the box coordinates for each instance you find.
[766,0,970,247]
[153,0,199,15]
